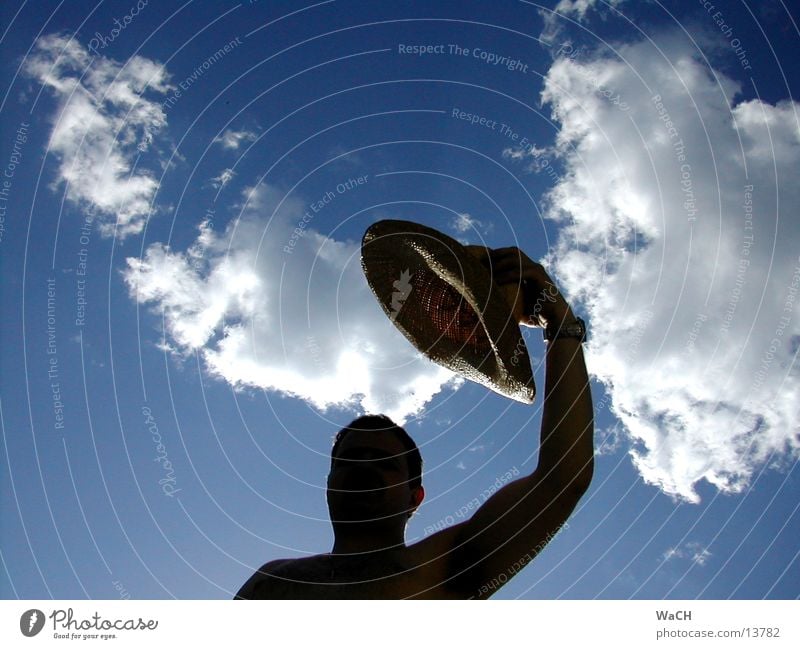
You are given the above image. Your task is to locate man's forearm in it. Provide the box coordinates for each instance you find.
[513,255,594,493]
[537,328,594,493]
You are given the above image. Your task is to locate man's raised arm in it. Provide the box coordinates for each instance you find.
[447,248,594,598]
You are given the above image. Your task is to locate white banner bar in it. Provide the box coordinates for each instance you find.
[1,600,797,648]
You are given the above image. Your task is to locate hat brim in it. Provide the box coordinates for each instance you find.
[361,219,535,404]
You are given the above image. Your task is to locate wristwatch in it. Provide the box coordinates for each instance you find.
[543,317,587,343]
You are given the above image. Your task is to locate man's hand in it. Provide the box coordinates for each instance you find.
[487,247,574,328]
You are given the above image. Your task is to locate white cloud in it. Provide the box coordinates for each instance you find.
[596,424,623,456]
[124,185,458,423]
[450,212,492,237]
[528,33,800,502]
[450,212,492,235]
[539,0,629,44]
[663,541,712,566]
[452,212,477,233]
[209,168,235,189]
[213,128,257,150]
[551,0,620,21]
[22,33,170,238]
[503,143,549,166]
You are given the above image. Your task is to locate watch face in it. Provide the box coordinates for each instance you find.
[545,317,586,341]
[571,318,587,340]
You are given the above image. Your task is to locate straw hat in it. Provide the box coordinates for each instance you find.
[361,219,535,403]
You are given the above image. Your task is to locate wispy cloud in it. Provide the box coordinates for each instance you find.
[663,542,712,566]
[451,212,483,233]
[124,184,459,423]
[22,33,170,238]
[209,168,235,189]
[213,128,257,150]
[596,424,623,456]
[539,0,629,44]
[522,32,800,502]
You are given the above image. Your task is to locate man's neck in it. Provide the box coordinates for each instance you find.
[330,525,406,556]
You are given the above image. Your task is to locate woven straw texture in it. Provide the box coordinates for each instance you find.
[361,220,535,403]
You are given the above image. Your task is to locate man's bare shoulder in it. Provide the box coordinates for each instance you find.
[234,534,473,600]
[234,556,320,599]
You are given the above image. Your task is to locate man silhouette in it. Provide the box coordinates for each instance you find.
[235,248,593,598]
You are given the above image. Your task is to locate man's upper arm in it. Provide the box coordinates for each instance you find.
[238,478,587,599]
[445,469,588,598]
[422,464,584,599]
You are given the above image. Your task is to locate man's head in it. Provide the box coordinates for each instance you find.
[327,415,424,526]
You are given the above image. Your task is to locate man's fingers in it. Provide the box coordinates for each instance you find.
[488,247,525,265]
[487,250,549,282]
[492,270,525,285]
[479,246,572,324]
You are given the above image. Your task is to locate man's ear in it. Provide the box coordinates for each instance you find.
[411,485,425,509]
[406,485,425,520]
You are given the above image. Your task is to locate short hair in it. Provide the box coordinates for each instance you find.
[331,415,423,491]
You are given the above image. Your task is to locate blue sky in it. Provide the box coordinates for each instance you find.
[1,0,798,599]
